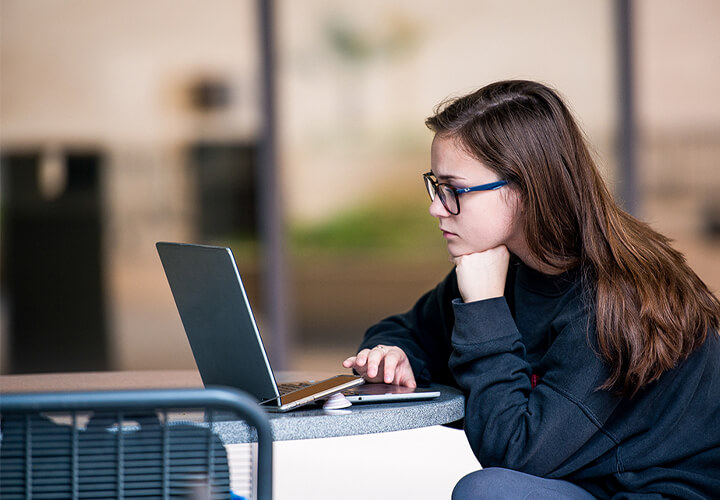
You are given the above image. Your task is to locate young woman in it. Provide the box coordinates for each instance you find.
[343,80,720,499]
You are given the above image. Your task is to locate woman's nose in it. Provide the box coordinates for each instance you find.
[428,195,449,218]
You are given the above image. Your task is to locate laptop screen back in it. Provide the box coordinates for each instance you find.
[156,242,281,403]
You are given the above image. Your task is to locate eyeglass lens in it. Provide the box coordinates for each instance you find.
[424,175,459,214]
[438,185,458,213]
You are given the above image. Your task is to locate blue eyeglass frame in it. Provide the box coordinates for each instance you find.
[423,171,508,215]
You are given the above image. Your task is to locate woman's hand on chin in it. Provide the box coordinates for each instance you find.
[453,245,510,303]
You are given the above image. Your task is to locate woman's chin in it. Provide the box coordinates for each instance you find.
[445,243,471,259]
[446,242,498,259]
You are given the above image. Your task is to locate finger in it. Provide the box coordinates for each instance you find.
[366,347,387,378]
[354,349,371,367]
[397,368,417,388]
[342,356,357,368]
[382,350,400,384]
[384,351,417,388]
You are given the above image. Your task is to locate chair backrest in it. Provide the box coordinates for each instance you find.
[0,387,272,500]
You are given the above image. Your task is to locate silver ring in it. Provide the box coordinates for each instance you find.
[375,345,386,353]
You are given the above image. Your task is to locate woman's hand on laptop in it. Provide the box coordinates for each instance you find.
[343,345,417,388]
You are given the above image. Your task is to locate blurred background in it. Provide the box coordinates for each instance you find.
[1,0,719,376]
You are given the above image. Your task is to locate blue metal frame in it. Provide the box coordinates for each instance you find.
[0,387,273,500]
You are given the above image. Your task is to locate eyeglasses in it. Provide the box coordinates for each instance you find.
[423,172,507,215]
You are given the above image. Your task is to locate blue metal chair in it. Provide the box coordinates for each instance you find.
[0,387,272,499]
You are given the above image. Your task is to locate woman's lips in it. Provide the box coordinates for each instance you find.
[441,229,457,239]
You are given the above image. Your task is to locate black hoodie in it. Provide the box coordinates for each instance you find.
[359,260,720,499]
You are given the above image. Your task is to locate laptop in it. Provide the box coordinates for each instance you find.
[156,241,364,411]
[157,241,441,410]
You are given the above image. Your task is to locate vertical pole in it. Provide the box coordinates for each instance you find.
[257,0,291,369]
[616,0,637,214]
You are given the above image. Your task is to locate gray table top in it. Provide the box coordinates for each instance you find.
[0,370,465,443]
[213,383,465,443]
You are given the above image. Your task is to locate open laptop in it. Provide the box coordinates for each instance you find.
[157,242,440,410]
[156,241,364,411]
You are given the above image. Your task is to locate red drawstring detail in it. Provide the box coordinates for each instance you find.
[531,374,539,389]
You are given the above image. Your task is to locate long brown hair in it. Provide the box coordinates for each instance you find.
[426,80,720,397]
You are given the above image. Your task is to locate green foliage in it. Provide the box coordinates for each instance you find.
[291,199,445,257]
[220,198,447,262]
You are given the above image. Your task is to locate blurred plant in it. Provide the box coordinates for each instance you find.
[290,197,445,258]
[324,10,421,64]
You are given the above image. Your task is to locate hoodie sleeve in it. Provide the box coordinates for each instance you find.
[449,297,621,476]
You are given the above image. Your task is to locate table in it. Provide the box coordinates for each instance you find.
[0,370,465,443]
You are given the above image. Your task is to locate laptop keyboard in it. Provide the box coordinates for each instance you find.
[277,381,311,395]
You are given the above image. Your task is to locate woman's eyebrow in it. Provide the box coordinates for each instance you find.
[435,172,465,183]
